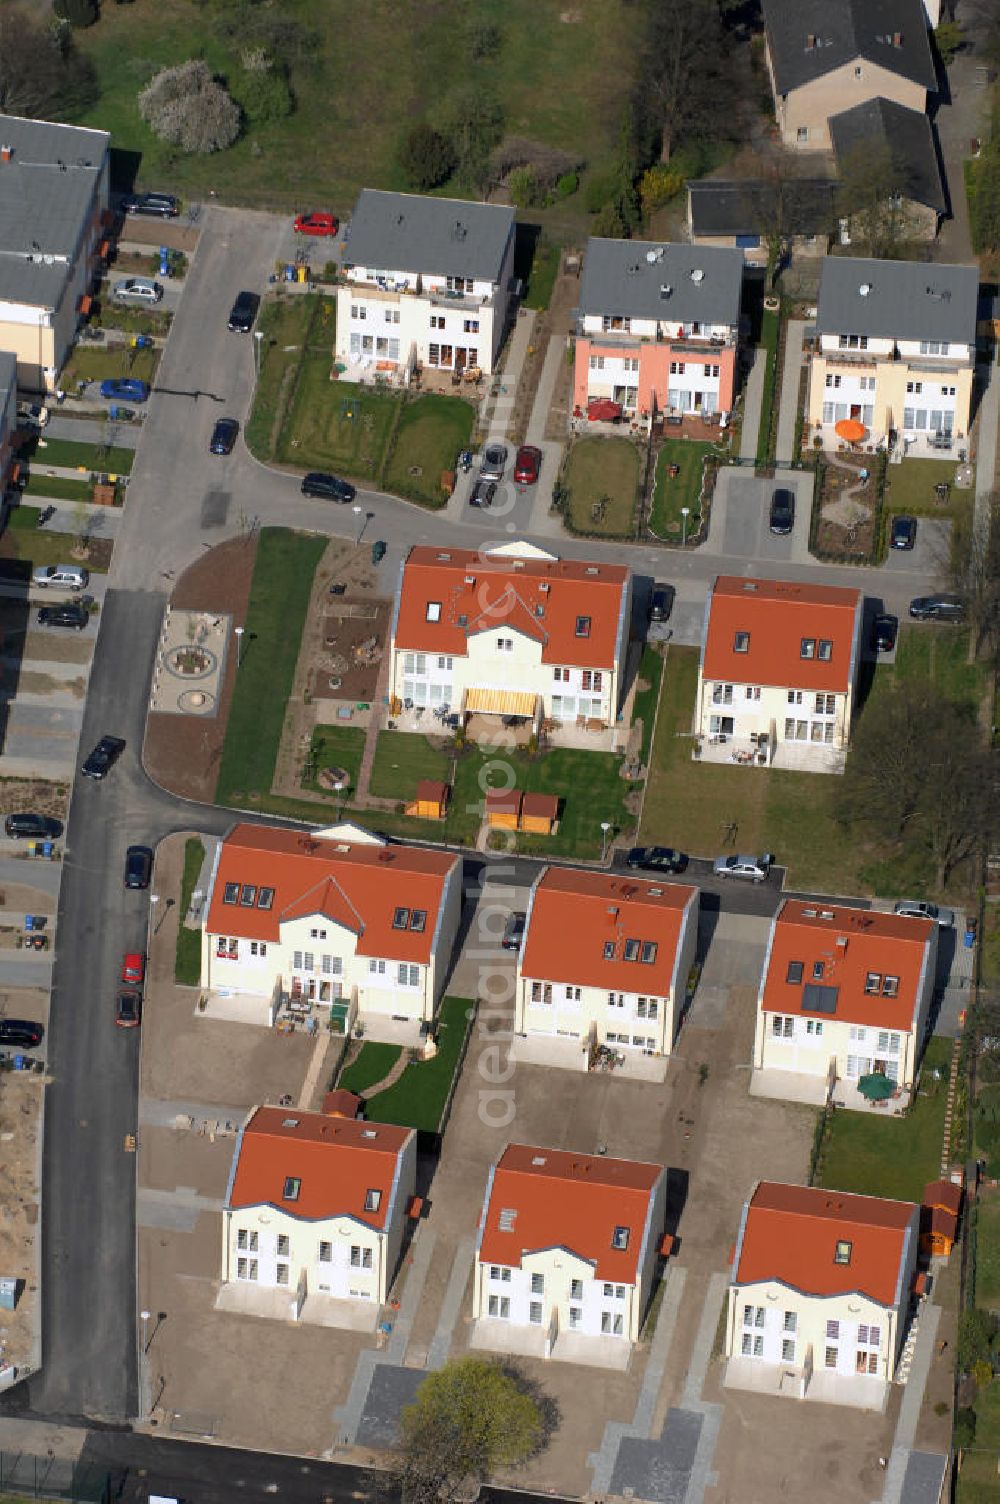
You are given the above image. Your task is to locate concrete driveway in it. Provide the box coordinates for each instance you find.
[881,516,951,578]
[705,467,812,564]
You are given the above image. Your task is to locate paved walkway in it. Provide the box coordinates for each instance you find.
[975,347,1000,530]
[296,1030,334,1110]
[425,1234,475,1368]
[879,1303,942,1504]
[486,309,537,444]
[775,319,806,465]
[738,346,767,462]
[527,334,571,536]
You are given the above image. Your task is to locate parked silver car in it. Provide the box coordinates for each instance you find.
[32,564,89,591]
[112,277,163,306]
[712,853,773,883]
[480,443,507,482]
[894,900,955,928]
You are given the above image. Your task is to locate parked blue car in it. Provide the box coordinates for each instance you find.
[99,378,149,403]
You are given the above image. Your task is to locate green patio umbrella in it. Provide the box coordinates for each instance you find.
[858,1072,895,1101]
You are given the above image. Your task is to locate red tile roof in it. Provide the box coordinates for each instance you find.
[761,900,934,1031]
[393,546,629,670]
[478,1143,663,1283]
[520,867,696,994]
[702,576,862,693]
[205,823,458,961]
[735,1182,917,1306]
[228,1106,412,1226]
[521,792,559,819]
[923,1179,962,1215]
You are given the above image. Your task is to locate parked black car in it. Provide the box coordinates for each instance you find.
[301,471,356,502]
[4,813,62,840]
[210,418,239,455]
[469,479,497,509]
[81,735,126,781]
[890,515,917,550]
[37,602,89,631]
[909,594,965,621]
[121,191,179,219]
[871,613,898,653]
[769,488,795,536]
[228,291,260,332]
[0,1019,44,1048]
[124,845,153,890]
[626,846,689,874]
[649,584,676,622]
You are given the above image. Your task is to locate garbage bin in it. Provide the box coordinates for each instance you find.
[284,264,296,282]
[160,247,170,277]
[965,927,977,949]
[297,264,308,284]
[41,841,53,859]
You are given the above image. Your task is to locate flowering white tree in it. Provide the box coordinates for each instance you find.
[138,60,240,154]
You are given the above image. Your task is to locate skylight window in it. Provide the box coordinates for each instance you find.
[282,1177,301,1202]
[426,601,442,622]
[817,639,833,662]
[624,939,640,962]
[786,961,804,984]
[800,638,816,660]
[640,941,658,964]
[257,887,275,910]
[733,631,750,653]
[603,941,616,960]
[223,882,239,905]
[575,616,592,638]
[612,1226,630,1250]
[410,910,427,933]
[499,1207,517,1232]
[834,1239,852,1265]
[240,884,257,907]
[364,1188,382,1212]
[393,907,410,929]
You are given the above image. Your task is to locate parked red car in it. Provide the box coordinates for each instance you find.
[293,212,339,237]
[121,951,145,985]
[513,444,542,487]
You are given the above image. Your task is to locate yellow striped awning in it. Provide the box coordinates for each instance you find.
[464,687,538,717]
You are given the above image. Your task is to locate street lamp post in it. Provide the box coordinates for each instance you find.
[600,821,612,864]
[140,1309,151,1355]
[148,896,159,935]
[253,330,264,382]
[234,625,244,667]
[680,505,690,548]
[352,504,363,545]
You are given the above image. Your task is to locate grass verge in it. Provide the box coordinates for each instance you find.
[175,837,205,985]
[245,294,326,461]
[361,996,473,1131]
[20,475,95,504]
[30,437,134,474]
[631,645,664,766]
[215,529,327,805]
[338,1042,402,1096]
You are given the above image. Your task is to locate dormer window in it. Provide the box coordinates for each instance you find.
[575,616,591,638]
[834,1239,852,1265]
[612,1226,630,1250]
[734,631,750,653]
[282,1177,301,1202]
[800,638,816,660]
[426,601,442,622]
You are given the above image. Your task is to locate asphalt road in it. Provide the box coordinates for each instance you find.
[5,203,945,1428]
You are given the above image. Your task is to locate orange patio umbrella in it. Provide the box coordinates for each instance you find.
[835,418,867,443]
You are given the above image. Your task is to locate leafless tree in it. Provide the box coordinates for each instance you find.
[949,490,1000,662]
[836,142,919,259]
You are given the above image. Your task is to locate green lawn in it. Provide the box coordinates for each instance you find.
[175,837,205,985]
[278,358,399,485]
[631,646,664,766]
[523,236,560,311]
[0,527,109,573]
[975,1192,1000,1311]
[361,996,472,1131]
[246,294,329,461]
[883,457,969,517]
[20,474,95,504]
[893,622,986,709]
[338,1042,402,1096]
[649,439,721,540]
[563,436,640,537]
[29,436,135,474]
[67,1,635,212]
[215,529,327,805]
[383,394,476,508]
[60,345,159,386]
[303,726,366,796]
[96,304,172,338]
[815,1036,952,1203]
[370,731,453,801]
[755,307,780,468]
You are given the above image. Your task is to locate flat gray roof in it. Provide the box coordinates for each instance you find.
[816,256,978,344]
[343,189,514,282]
[0,113,109,310]
[579,238,744,325]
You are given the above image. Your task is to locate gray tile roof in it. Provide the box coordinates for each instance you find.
[830,97,946,212]
[0,113,109,310]
[762,0,937,95]
[816,255,979,344]
[687,178,838,238]
[578,238,744,325]
[343,189,514,282]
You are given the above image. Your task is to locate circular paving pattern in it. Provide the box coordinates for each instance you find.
[165,645,218,680]
[178,688,217,715]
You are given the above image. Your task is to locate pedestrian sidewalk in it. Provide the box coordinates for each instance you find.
[738,346,767,462]
[527,334,570,536]
[774,319,806,465]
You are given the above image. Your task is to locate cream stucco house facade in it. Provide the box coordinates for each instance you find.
[201,822,462,1040]
[388,542,631,735]
[472,1144,668,1365]
[726,1181,920,1408]
[807,257,978,459]
[696,576,863,772]
[512,866,698,1069]
[0,114,111,392]
[218,1106,417,1328]
[334,189,515,383]
[751,900,937,1110]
